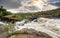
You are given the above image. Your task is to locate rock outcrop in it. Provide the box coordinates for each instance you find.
[8,29,52,38]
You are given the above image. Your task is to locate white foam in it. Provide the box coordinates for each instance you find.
[13,17,60,38]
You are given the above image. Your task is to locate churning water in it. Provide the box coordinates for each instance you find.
[9,17,60,38]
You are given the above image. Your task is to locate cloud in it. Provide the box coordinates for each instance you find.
[0,0,21,9]
[0,0,60,12]
[49,0,60,3]
[0,0,60,9]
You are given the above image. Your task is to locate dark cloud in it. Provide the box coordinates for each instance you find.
[0,0,21,9]
[48,0,60,7]
[49,0,60,2]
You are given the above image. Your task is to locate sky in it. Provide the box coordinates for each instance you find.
[0,0,60,9]
[49,0,60,2]
[0,0,60,13]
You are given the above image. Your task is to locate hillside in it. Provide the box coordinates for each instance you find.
[0,6,60,23]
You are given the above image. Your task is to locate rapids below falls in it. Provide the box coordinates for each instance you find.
[7,17,60,38]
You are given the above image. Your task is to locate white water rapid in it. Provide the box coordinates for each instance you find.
[9,17,60,38]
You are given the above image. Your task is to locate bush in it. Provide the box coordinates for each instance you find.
[3,24,15,31]
[0,6,12,16]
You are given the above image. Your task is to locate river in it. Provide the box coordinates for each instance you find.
[8,17,60,38]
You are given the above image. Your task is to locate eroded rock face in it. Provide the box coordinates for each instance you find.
[8,29,52,38]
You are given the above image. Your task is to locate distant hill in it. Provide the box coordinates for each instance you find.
[50,2,60,7]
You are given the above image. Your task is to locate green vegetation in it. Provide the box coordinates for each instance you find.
[0,6,12,16]
[0,6,60,21]
[12,8,60,19]
[0,23,15,32]
[3,24,15,31]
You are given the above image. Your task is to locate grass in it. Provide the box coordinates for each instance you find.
[10,8,60,19]
[3,23,15,31]
[2,8,60,21]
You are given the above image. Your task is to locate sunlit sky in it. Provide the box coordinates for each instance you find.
[0,0,60,9]
[0,0,60,13]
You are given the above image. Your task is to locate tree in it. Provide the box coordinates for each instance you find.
[0,6,12,16]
